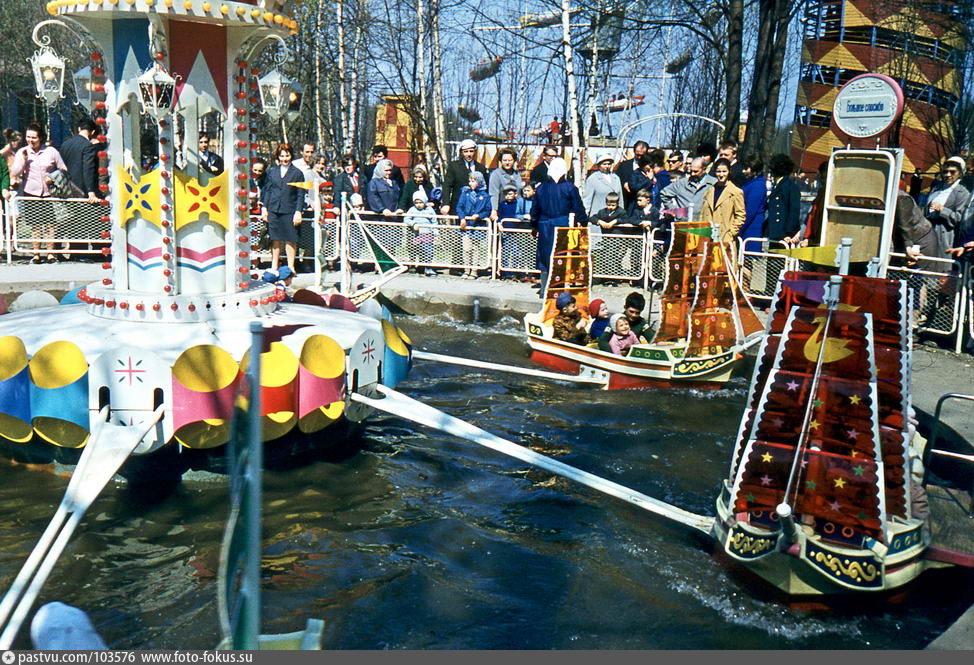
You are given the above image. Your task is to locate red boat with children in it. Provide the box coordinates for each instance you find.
[523,222,764,388]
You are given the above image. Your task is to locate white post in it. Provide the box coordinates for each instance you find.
[340,192,352,295]
[837,236,852,275]
[561,0,582,185]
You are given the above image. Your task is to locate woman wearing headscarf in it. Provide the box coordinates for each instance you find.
[366,158,401,219]
[582,151,623,217]
[397,164,433,212]
[530,157,587,291]
[926,156,970,251]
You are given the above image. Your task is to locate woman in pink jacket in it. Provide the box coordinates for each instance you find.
[11,122,67,263]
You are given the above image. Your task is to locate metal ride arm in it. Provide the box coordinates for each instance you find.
[0,406,164,648]
[351,385,714,534]
[412,350,608,386]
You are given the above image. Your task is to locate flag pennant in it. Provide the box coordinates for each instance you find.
[358,222,401,275]
[769,245,838,266]
[684,225,713,238]
[287,181,317,191]
[779,279,827,303]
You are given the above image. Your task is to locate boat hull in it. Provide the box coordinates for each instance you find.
[712,483,933,597]
[525,317,741,389]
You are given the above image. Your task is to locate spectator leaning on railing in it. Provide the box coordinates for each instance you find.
[926,156,970,253]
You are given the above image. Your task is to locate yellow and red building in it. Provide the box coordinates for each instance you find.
[792,0,965,176]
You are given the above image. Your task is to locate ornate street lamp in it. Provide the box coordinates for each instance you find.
[137,65,176,120]
[30,46,66,107]
[73,65,94,112]
[257,69,293,121]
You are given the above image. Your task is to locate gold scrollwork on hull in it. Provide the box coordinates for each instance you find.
[727,531,776,558]
[674,353,732,377]
[809,550,881,587]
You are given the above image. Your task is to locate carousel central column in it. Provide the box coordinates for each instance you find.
[44,0,300,319]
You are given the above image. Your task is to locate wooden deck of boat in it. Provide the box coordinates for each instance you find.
[926,484,974,566]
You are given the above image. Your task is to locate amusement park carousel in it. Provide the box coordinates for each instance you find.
[0,0,411,470]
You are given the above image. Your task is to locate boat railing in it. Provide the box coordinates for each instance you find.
[924,392,974,517]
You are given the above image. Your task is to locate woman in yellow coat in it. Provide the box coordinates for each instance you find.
[700,158,746,245]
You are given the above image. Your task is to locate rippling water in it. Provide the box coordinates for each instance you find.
[0,312,970,649]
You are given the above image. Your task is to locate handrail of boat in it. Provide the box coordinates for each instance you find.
[923,392,974,517]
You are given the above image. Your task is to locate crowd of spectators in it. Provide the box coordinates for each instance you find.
[6,115,974,281]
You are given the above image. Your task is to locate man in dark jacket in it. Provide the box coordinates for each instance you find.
[764,154,801,241]
[530,146,558,185]
[615,140,649,208]
[438,139,489,215]
[58,117,99,203]
[198,132,224,176]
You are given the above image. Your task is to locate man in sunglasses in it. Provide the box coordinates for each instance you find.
[666,151,685,180]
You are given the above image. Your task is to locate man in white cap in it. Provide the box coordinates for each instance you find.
[926,156,971,251]
[440,139,489,271]
[582,150,623,217]
[440,139,489,216]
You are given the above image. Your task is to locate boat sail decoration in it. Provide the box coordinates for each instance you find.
[714,270,923,595]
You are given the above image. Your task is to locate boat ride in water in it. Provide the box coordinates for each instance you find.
[524,222,763,388]
[712,269,972,596]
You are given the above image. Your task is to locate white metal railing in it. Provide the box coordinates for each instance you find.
[887,252,963,339]
[737,237,796,301]
[6,196,110,260]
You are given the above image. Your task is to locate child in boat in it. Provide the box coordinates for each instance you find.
[404,188,438,275]
[262,265,294,301]
[608,313,639,356]
[552,292,588,345]
[598,291,649,351]
[588,298,610,339]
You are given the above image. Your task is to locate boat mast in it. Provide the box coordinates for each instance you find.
[776,276,842,530]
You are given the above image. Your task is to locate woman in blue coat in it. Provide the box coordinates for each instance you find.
[366,159,401,219]
[739,158,768,241]
[260,143,306,273]
[530,157,587,292]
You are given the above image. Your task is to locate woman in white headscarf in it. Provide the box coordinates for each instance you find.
[529,157,587,294]
[366,158,401,218]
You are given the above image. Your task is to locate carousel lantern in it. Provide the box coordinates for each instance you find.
[285,84,304,122]
[257,68,295,121]
[137,65,176,119]
[30,46,66,107]
[72,65,94,112]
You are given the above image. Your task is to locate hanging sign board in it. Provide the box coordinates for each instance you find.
[832,73,905,139]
